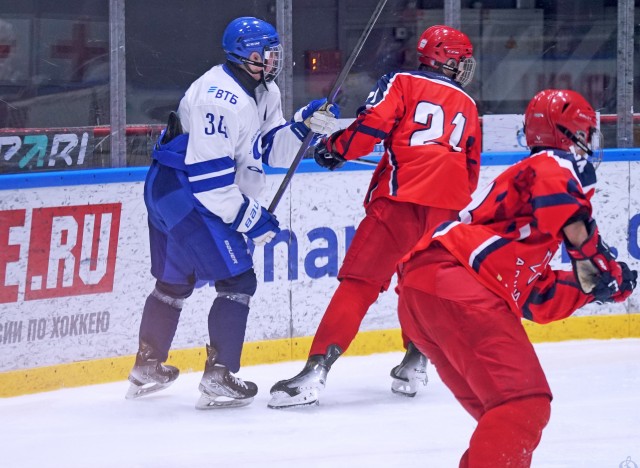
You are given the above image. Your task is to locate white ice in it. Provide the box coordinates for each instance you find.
[1,339,639,468]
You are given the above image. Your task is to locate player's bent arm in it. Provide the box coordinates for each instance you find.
[530,160,592,238]
[261,123,312,168]
[522,269,593,324]
[332,75,404,159]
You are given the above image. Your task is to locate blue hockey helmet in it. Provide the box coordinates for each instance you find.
[222,17,283,82]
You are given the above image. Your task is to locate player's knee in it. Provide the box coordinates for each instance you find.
[469,395,551,466]
[496,395,551,450]
[495,395,550,438]
[155,280,194,298]
[152,281,194,309]
[214,269,258,305]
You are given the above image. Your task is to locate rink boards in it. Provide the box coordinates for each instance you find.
[1,150,639,396]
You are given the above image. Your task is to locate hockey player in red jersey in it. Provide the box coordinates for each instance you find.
[269,25,481,408]
[397,89,637,467]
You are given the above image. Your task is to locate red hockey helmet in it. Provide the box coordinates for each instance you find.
[417,25,476,86]
[524,89,602,166]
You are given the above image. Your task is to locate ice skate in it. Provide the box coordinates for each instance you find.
[268,344,342,409]
[390,342,428,397]
[196,344,258,409]
[125,341,179,399]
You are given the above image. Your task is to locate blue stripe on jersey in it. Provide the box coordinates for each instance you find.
[522,283,558,320]
[185,156,234,178]
[496,191,507,202]
[189,172,236,193]
[414,70,463,89]
[471,236,511,273]
[289,121,310,141]
[355,122,388,140]
[365,74,393,106]
[433,220,456,235]
[532,193,580,210]
[522,277,579,321]
[261,123,288,165]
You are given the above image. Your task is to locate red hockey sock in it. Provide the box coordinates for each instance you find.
[309,278,381,356]
[461,395,551,468]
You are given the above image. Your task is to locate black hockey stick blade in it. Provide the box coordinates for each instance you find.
[268,0,388,213]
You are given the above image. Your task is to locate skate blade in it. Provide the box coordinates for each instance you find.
[195,393,253,410]
[267,390,320,409]
[125,381,173,400]
[391,384,417,398]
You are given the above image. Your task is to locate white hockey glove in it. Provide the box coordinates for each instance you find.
[230,196,280,246]
[293,98,341,136]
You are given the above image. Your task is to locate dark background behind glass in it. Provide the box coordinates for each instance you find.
[0,0,636,170]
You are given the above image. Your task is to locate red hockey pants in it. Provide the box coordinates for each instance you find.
[309,197,457,356]
[398,245,552,467]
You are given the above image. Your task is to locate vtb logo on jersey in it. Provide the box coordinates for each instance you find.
[207,86,239,104]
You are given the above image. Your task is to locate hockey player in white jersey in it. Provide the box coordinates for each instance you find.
[125,16,339,409]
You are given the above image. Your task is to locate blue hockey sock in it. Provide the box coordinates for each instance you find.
[208,297,250,373]
[138,291,182,362]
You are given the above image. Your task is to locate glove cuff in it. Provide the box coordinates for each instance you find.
[231,195,263,233]
[327,129,346,155]
[564,219,599,261]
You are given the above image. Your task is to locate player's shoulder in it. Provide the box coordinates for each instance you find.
[529,149,577,171]
[186,64,253,108]
[528,149,596,190]
[395,70,477,105]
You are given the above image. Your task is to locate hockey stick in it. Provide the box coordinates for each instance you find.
[350,157,379,166]
[268,0,388,212]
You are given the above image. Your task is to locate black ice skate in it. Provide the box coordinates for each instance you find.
[196,344,258,409]
[268,344,342,409]
[125,341,179,399]
[390,342,428,397]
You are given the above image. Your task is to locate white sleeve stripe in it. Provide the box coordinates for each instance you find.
[468,235,502,268]
[188,167,235,182]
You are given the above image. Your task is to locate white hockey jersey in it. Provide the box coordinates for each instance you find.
[177,64,305,223]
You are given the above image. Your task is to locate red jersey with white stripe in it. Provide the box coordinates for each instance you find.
[404,149,596,323]
[333,70,481,210]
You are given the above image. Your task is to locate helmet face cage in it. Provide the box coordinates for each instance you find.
[262,44,283,82]
[454,56,476,87]
[586,127,603,169]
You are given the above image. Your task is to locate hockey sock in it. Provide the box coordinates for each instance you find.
[208,297,250,373]
[309,278,380,356]
[138,289,182,362]
[462,395,551,468]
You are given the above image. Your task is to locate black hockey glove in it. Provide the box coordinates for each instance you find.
[314,133,346,171]
[592,262,638,304]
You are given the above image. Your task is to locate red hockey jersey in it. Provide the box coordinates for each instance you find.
[333,71,481,210]
[404,149,596,323]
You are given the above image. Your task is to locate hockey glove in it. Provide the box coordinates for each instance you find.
[293,98,341,135]
[564,219,622,299]
[231,195,280,246]
[593,262,638,304]
[314,131,347,171]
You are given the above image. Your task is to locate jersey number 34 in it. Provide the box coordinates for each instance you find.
[205,113,229,138]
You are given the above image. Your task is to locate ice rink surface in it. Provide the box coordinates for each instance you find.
[2,338,639,468]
